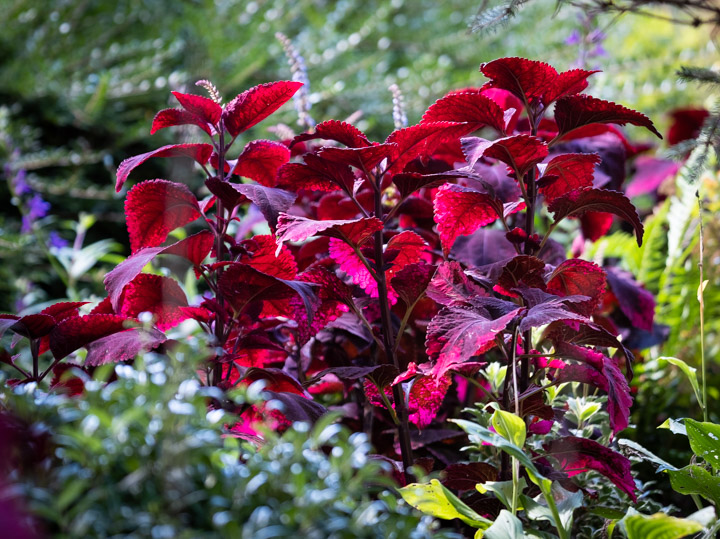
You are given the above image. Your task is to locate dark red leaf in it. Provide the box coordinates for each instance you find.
[392,171,454,199]
[151,109,213,136]
[8,314,56,340]
[85,327,167,366]
[606,268,655,331]
[230,140,290,187]
[291,120,370,148]
[425,261,485,306]
[117,274,189,331]
[542,68,599,105]
[442,462,498,491]
[544,436,636,501]
[426,304,521,367]
[385,122,474,175]
[241,234,298,279]
[581,211,614,242]
[554,95,662,141]
[222,81,303,137]
[49,314,132,360]
[125,180,201,253]
[547,188,644,246]
[546,259,606,315]
[539,153,601,203]
[433,184,506,256]
[276,215,383,249]
[480,57,558,104]
[171,90,222,125]
[494,255,546,297]
[422,90,508,133]
[105,231,213,310]
[543,320,634,376]
[40,302,88,322]
[241,368,309,397]
[462,134,548,178]
[318,143,397,171]
[519,297,589,333]
[391,262,437,306]
[554,342,632,435]
[277,153,355,193]
[229,183,296,231]
[115,143,213,192]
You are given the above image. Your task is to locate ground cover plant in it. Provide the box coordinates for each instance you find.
[1,51,718,537]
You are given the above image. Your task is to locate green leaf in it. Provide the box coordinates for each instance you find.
[618,438,677,472]
[623,511,704,539]
[477,479,527,511]
[685,419,720,471]
[666,464,720,507]
[483,509,525,539]
[492,409,527,448]
[451,419,544,480]
[522,484,583,531]
[658,418,688,436]
[659,357,703,408]
[398,479,491,528]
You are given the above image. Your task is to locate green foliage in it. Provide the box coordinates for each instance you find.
[0,354,446,538]
[622,510,704,539]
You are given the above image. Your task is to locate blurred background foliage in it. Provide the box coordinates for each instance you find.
[0,0,717,379]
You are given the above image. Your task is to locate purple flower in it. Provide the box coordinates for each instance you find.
[565,30,581,46]
[21,194,51,233]
[590,44,608,58]
[12,169,32,196]
[48,231,69,249]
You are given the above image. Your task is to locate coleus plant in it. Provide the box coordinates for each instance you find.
[1,58,662,518]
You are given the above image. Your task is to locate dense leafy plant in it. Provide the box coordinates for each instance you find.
[0,354,448,538]
[3,55,709,536]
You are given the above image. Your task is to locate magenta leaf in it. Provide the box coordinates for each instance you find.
[292,120,371,148]
[606,268,655,331]
[115,143,213,192]
[7,314,56,340]
[547,187,644,246]
[538,153,600,203]
[222,81,303,137]
[230,140,291,187]
[85,327,167,366]
[544,436,637,501]
[276,215,383,249]
[407,374,452,428]
[151,109,213,136]
[171,91,222,125]
[117,274,189,331]
[519,296,589,333]
[421,90,508,133]
[462,135,548,178]
[49,314,133,360]
[277,153,355,193]
[433,183,511,256]
[554,95,662,141]
[125,180,202,253]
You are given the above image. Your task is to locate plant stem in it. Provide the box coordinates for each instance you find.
[212,126,227,386]
[697,191,708,422]
[372,175,414,482]
[30,339,39,381]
